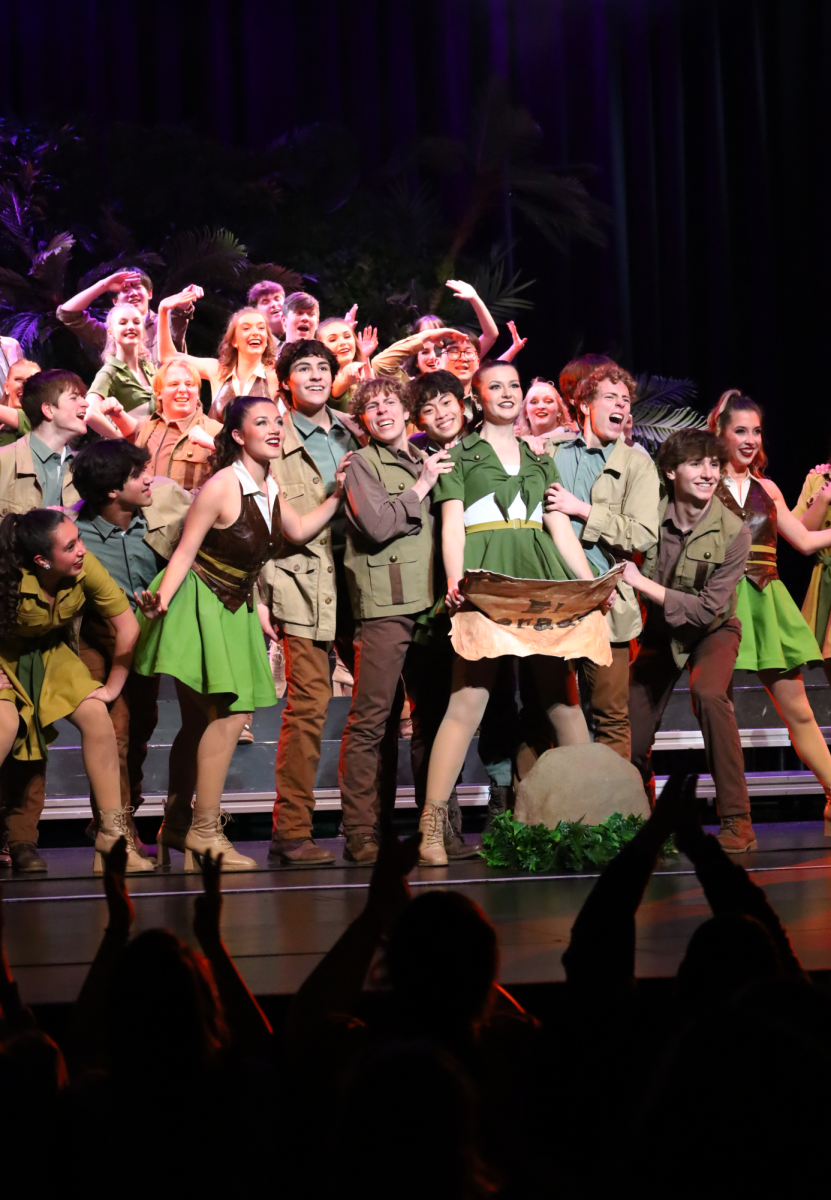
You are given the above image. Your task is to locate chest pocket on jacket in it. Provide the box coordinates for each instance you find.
[367,545,420,607]
[683,542,726,592]
[281,484,305,502]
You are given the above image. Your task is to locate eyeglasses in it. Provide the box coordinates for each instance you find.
[443,347,478,362]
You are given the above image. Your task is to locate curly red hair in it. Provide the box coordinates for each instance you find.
[573,365,636,414]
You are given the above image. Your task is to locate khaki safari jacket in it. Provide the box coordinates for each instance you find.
[0,434,80,516]
[548,436,660,641]
[259,410,356,642]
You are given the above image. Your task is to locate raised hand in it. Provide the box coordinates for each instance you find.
[506,320,527,354]
[445,279,479,302]
[105,269,144,293]
[160,287,204,311]
[103,836,134,939]
[99,396,125,421]
[343,303,358,329]
[134,588,168,620]
[366,831,421,924]
[193,849,224,954]
[357,325,378,358]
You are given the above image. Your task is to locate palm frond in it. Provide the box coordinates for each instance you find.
[0,310,51,350]
[30,231,75,297]
[162,227,249,292]
[240,262,305,295]
[469,246,535,320]
[630,400,707,452]
[635,372,697,407]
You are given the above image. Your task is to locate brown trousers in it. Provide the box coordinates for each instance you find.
[272,560,355,840]
[629,619,749,817]
[78,619,160,815]
[580,642,632,760]
[338,614,416,838]
[1,759,46,847]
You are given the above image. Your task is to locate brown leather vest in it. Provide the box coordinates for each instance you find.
[192,481,283,612]
[208,374,271,422]
[715,477,778,589]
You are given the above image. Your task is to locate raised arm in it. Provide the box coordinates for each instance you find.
[764,478,831,554]
[59,270,138,314]
[445,280,499,356]
[156,289,216,382]
[0,403,21,431]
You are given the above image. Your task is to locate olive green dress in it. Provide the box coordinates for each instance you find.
[0,553,129,760]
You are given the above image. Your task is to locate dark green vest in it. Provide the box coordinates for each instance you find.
[344,441,434,620]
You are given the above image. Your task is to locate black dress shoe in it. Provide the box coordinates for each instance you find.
[9,843,47,873]
[268,837,335,866]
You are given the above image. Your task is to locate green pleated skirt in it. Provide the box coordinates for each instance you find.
[133,569,278,712]
[734,577,822,673]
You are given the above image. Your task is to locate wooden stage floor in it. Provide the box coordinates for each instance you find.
[4,822,831,1005]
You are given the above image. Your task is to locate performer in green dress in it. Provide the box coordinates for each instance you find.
[418,361,616,864]
[134,394,349,870]
[709,390,831,823]
[0,508,145,873]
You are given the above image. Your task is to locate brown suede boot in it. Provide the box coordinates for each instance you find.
[268,837,335,867]
[717,814,758,853]
[343,833,379,864]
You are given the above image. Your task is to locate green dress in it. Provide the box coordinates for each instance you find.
[133,473,280,712]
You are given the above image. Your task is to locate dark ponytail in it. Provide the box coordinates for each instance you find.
[208,394,277,477]
[0,509,66,640]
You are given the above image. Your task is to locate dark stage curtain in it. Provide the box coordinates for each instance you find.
[2,0,830,566]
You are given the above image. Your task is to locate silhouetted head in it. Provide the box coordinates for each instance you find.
[676,913,783,1012]
[105,929,227,1074]
[0,1031,68,1117]
[386,892,498,1030]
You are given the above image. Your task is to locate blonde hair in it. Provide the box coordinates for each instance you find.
[152,357,202,400]
[104,304,151,362]
[215,308,276,379]
[514,378,567,437]
[2,358,40,400]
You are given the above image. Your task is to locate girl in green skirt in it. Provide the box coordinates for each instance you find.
[709,390,831,824]
[134,395,348,870]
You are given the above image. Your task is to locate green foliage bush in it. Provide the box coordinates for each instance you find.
[481,810,676,873]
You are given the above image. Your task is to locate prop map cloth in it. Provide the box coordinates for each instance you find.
[450,565,626,666]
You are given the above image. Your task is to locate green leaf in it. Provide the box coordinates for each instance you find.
[480,811,677,872]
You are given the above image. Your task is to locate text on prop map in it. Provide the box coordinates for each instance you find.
[459,563,626,630]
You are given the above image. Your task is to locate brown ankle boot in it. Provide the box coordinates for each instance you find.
[717,814,758,853]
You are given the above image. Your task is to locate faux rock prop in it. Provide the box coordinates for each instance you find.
[514,743,650,828]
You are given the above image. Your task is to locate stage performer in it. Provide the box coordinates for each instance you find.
[315,317,377,411]
[72,439,191,857]
[0,508,145,873]
[85,304,156,437]
[372,280,499,383]
[418,360,614,866]
[98,359,222,494]
[57,267,193,367]
[282,292,320,344]
[248,279,286,342]
[259,340,358,867]
[623,429,755,850]
[0,369,87,517]
[514,377,576,444]
[405,370,516,854]
[0,335,23,392]
[708,390,831,835]
[544,363,661,759]
[336,377,453,865]
[0,359,40,446]
[157,290,278,421]
[792,463,831,688]
[133,395,347,871]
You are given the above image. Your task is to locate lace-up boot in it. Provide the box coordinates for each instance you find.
[95,806,156,873]
[184,807,257,871]
[418,802,450,867]
[717,814,758,854]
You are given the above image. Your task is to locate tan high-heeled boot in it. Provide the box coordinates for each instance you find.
[94,807,156,873]
[156,797,195,865]
[418,801,450,867]
[183,807,257,871]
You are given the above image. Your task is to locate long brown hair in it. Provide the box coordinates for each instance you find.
[207,394,278,475]
[215,308,277,380]
[0,510,66,639]
[707,389,769,477]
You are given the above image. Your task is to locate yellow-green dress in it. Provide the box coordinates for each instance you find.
[0,553,129,760]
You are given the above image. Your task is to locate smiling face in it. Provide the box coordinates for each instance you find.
[441,339,480,387]
[416,392,465,446]
[36,519,86,577]
[115,281,151,315]
[232,400,285,460]
[110,304,144,352]
[285,355,333,416]
[666,456,722,506]
[3,361,40,407]
[524,383,561,437]
[116,464,154,509]
[318,321,357,367]
[159,363,200,423]
[721,407,763,472]
[361,391,409,444]
[476,364,523,425]
[256,290,285,339]
[44,386,89,437]
[416,340,441,375]
[232,312,269,359]
[581,378,631,444]
[284,304,320,343]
